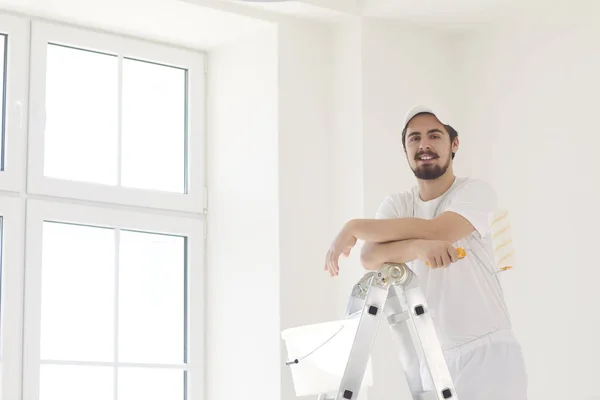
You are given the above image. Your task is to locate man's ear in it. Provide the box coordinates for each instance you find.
[452,137,460,154]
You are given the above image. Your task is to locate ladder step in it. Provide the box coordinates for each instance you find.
[387,310,409,325]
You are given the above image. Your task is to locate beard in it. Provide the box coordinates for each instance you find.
[410,150,451,180]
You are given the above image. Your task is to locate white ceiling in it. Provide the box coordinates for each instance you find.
[0,0,594,52]
[216,0,597,26]
[217,0,502,21]
[364,0,515,21]
[190,0,361,22]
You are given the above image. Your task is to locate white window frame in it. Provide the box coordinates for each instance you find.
[0,195,25,400]
[0,14,29,193]
[28,21,206,213]
[23,198,205,400]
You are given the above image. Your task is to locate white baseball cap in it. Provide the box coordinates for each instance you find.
[402,104,448,130]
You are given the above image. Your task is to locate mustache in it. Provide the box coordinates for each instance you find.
[415,151,439,160]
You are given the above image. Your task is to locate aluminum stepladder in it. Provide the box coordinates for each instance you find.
[318,262,458,400]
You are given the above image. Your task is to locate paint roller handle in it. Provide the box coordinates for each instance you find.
[424,245,466,267]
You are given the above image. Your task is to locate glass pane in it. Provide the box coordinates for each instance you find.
[40,364,113,400]
[44,44,119,185]
[121,58,187,193]
[119,368,184,400]
[118,230,185,364]
[0,34,6,171]
[40,222,115,362]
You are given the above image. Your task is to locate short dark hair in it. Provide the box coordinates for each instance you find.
[401,119,459,159]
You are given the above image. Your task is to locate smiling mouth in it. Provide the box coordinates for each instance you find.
[416,154,438,162]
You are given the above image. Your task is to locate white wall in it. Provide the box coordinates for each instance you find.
[459,14,600,400]
[277,20,337,400]
[329,18,365,315]
[207,19,336,400]
[277,20,334,330]
[206,25,280,400]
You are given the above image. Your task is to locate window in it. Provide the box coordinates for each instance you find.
[23,200,204,400]
[0,14,29,192]
[0,15,206,400]
[28,21,206,212]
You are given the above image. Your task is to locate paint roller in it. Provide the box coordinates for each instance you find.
[424,209,515,272]
[489,209,515,271]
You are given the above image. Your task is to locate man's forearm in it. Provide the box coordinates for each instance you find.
[350,218,436,243]
[346,211,476,244]
[361,239,422,270]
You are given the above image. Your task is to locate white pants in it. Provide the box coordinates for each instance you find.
[422,329,528,400]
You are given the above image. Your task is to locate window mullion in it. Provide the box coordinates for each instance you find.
[117,55,123,188]
[114,227,120,400]
[22,198,44,400]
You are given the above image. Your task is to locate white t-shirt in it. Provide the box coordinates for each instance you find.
[375,176,513,350]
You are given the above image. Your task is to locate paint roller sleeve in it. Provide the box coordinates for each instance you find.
[489,209,515,271]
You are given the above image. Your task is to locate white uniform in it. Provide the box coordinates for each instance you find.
[375,176,528,400]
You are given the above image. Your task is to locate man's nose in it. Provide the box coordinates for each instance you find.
[419,140,432,150]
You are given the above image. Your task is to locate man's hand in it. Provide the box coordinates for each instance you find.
[325,221,358,277]
[414,240,460,268]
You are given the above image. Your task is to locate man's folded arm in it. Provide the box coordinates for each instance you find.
[352,212,476,244]
[360,239,422,270]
